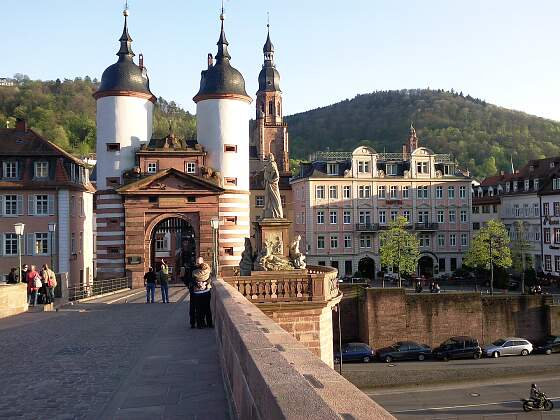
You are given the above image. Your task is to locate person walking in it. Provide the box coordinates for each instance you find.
[144,267,156,303]
[158,259,170,304]
[7,268,18,284]
[192,258,213,328]
[41,264,57,304]
[26,265,42,306]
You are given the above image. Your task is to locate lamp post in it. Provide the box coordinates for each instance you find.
[48,222,56,272]
[210,217,219,277]
[14,223,25,283]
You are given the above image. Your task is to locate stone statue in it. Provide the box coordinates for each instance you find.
[239,238,254,276]
[271,236,283,255]
[263,153,283,219]
[289,235,306,269]
[256,239,292,271]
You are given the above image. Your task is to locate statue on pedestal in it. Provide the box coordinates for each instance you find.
[256,238,292,271]
[289,235,306,269]
[264,153,283,219]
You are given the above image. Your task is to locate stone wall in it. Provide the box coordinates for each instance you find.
[0,284,28,319]
[211,279,394,420]
[548,305,560,335]
[344,287,554,348]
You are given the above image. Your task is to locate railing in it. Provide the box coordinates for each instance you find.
[225,265,340,304]
[68,277,129,301]
[355,222,381,231]
[415,222,439,231]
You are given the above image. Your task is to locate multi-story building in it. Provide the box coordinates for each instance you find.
[539,165,560,275]
[291,127,472,278]
[471,178,502,233]
[0,119,95,285]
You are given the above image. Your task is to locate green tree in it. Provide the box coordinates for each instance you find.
[510,221,533,293]
[379,216,420,287]
[463,219,512,293]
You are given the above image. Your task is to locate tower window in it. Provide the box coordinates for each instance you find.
[106,143,120,152]
[268,101,274,115]
[224,177,237,186]
[224,216,237,225]
[147,162,158,174]
[224,144,237,153]
[106,177,120,187]
[186,196,196,203]
[224,247,234,256]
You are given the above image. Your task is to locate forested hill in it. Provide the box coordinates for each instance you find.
[0,75,196,156]
[285,89,560,179]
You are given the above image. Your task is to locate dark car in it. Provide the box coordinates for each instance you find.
[334,342,375,363]
[377,341,432,363]
[534,335,560,355]
[433,336,482,361]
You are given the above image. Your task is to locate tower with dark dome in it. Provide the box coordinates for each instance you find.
[250,24,289,174]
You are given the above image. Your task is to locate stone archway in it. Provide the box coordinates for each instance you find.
[358,257,376,280]
[418,255,435,278]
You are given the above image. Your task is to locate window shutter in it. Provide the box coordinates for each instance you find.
[0,234,4,257]
[0,196,3,217]
[17,195,23,216]
[28,195,35,216]
[26,233,34,256]
[48,195,55,215]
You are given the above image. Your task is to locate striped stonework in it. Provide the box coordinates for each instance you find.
[218,192,250,267]
[95,191,126,279]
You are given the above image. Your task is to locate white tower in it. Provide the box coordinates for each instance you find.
[194,11,252,268]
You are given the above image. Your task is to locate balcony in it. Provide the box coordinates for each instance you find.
[415,222,439,231]
[355,223,380,231]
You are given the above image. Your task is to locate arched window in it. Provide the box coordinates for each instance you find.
[268,101,274,115]
[277,102,281,116]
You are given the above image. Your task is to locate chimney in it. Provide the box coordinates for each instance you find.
[139,53,144,69]
[15,118,27,132]
[402,144,408,159]
[208,53,214,68]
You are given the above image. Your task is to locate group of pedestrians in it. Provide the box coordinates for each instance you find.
[6,264,57,306]
[144,259,170,303]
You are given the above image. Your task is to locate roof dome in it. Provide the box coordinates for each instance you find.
[193,14,250,103]
[94,11,155,101]
[258,65,281,92]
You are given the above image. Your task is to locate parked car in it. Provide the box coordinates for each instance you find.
[334,342,375,363]
[483,338,533,358]
[534,335,560,355]
[433,336,482,361]
[376,341,432,363]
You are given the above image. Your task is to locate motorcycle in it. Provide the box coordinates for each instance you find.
[521,393,554,412]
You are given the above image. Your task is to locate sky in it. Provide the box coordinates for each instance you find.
[2,0,560,120]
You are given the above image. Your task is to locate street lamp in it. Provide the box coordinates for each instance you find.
[14,223,25,283]
[210,217,219,277]
[48,222,56,272]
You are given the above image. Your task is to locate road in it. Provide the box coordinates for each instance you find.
[369,377,560,419]
[0,287,229,420]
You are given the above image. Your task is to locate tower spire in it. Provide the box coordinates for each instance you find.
[216,4,231,61]
[263,14,274,62]
[117,5,134,58]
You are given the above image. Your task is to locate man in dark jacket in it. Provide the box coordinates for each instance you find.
[144,267,156,303]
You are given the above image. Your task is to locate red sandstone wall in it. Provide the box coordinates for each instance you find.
[548,305,560,335]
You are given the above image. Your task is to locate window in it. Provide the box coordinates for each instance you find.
[344,234,352,248]
[403,210,410,222]
[449,209,456,223]
[147,162,158,174]
[419,235,430,247]
[317,236,325,249]
[34,161,48,178]
[402,186,409,199]
[358,186,371,198]
[148,196,158,203]
[329,186,338,199]
[416,161,429,174]
[35,233,49,255]
[534,179,539,190]
[437,234,445,247]
[482,205,490,214]
[473,222,480,230]
[343,210,351,224]
[359,211,371,224]
[106,143,120,152]
[360,235,372,248]
[327,163,338,175]
[460,210,468,223]
[357,161,370,173]
[437,210,444,223]
[545,255,552,271]
[436,186,443,199]
[472,206,480,214]
[459,186,466,198]
[379,210,386,224]
[4,233,18,255]
[378,186,386,199]
[554,202,560,217]
[449,234,456,247]
[417,186,429,199]
[330,235,338,249]
[543,203,549,216]
[317,210,324,224]
[316,185,325,199]
[450,258,457,272]
[155,234,169,251]
[461,233,468,247]
[439,258,446,272]
[2,161,18,179]
[389,186,398,199]
[255,196,264,208]
[106,177,120,187]
[533,203,539,217]
[71,233,76,254]
[343,186,351,199]
[330,210,337,224]
[185,162,196,174]
[544,228,551,244]
[187,196,196,203]
[224,247,234,256]
[555,256,560,272]
[224,144,237,152]
[386,163,397,176]
[555,228,560,244]
[390,210,398,222]
[4,195,18,216]
[448,186,455,199]
[224,177,237,186]
[35,195,49,215]
[524,180,530,191]
[224,216,237,225]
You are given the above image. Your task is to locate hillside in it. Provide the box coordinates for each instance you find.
[285,89,560,179]
[0,75,196,156]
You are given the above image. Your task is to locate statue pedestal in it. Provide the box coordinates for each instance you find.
[255,218,292,257]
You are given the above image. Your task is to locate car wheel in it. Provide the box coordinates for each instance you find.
[363,356,371,363]
[521,349,529,356]
[418,354,425,361]
[492,351,500,358]
[545,349,552,355]
[384,355,392,363]
[473,352,481,360]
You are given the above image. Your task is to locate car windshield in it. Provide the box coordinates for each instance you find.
[545,336,558,344]
[492,339,506,346]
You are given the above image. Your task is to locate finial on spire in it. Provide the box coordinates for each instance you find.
[117,4,134,58]
[267,11,270,29]
[123,0,129,16]
[216,2,231,62]
[263,14,274,58]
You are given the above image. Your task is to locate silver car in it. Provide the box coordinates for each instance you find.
[483,337,533,358]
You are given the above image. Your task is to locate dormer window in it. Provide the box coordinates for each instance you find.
[505,183,510,193]
[513,182,518,192]
[534,179,539,190]
[488,187,494,197]
[524,180,530,191]
[416,161,429,174]
[386,163,398,176]
[2,161,18,179]
[553,178,560,190]
[551,162,555,168]
[443,164,453,175]
[34,161,48,179]
[357,161,370,173]
[327,163,339,175]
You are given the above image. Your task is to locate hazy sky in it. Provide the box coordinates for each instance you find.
[2,0,559,120]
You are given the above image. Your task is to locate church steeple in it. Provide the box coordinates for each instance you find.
[216,9,231,62]
[117,7,134,59]
[263,24,274,63]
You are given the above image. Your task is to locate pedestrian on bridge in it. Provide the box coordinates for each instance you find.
[158,259,170,304]
[192,258,213,329]
[144,267,157,304]
[41,264,57,304]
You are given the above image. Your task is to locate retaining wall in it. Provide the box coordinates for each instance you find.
[0,284,28,319]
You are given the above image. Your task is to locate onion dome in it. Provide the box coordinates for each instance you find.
[94,8,155,102]
[193,12,251,103]
[257,25,281,93]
